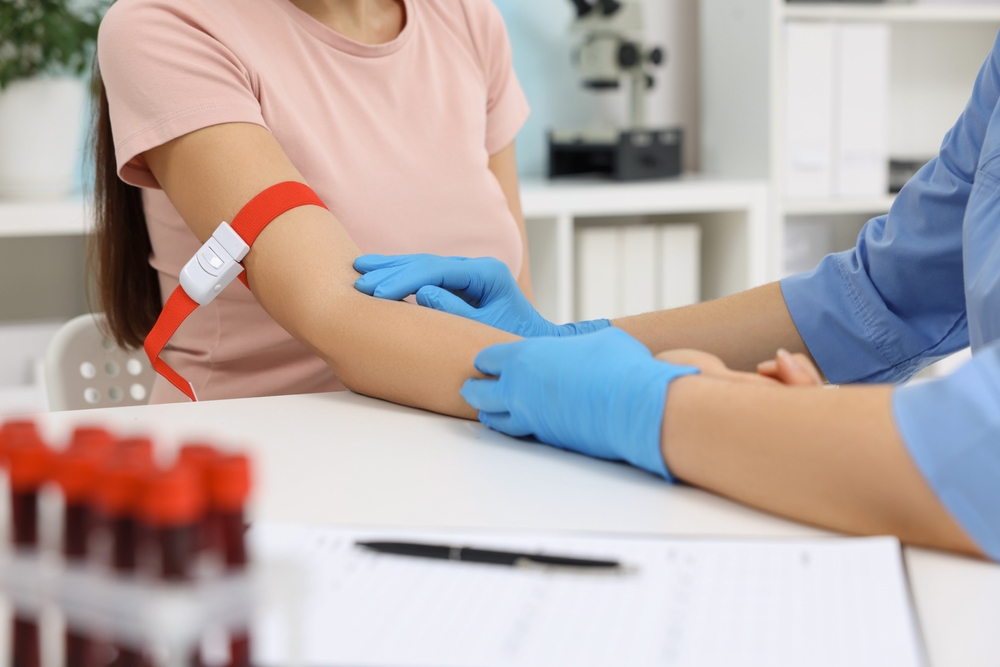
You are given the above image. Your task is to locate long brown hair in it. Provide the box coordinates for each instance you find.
[88,64,162,349]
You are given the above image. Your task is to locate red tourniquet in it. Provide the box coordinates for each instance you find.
[144,182,328,401]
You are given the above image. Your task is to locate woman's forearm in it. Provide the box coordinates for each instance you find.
[145,122,516,418]
[614,283,812,372]
[662,376,982,556]
[248,208,515,417]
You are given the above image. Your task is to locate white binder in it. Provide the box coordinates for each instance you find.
[785,22,836,199]
[834,23,890,198]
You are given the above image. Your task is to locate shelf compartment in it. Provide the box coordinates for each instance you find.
[783,195,897,216]
[782,3,1000,24]
[0,199,88,238]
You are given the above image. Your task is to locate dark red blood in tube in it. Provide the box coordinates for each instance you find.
[53,450,105,667]
[210,455,253,667]
[3,427,51,667]
[94,460,153,667]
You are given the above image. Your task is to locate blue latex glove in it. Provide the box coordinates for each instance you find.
[461,327,699,480]
[354,254,610,338]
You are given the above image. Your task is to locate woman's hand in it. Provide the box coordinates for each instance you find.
[757,349,824,386]
[657,348,823,387]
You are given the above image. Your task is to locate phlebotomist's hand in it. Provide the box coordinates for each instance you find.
[353,254,610,338]
[461,327,699,480]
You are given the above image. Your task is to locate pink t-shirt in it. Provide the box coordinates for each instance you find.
[97,0,530,403]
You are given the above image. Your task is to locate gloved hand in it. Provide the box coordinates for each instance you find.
[354,254,610,338]
[460,327,699,480]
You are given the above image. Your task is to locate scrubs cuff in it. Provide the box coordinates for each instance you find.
[780,252,964,385]
[780,257,892,384]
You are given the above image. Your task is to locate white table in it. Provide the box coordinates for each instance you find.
[34,392,1000,666]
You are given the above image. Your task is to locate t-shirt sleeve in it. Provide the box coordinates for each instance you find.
[467,0,530,156]
[97,0,268,188]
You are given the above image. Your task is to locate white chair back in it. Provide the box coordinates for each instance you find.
[44,314,155,411]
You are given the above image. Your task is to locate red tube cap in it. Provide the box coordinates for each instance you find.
[68,427,116,460]
[52,452,100,504]
[208,454,252,512]
[6,441,52,493]
[94,461,151,518]
[0,420,43,451]
[141,466,205,527]
[177,443,220,483]
[114,437,154,466]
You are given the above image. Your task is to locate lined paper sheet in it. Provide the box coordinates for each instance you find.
[251,524,924,667]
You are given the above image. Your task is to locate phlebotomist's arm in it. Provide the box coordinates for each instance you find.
[447,32,1000,558]
[144,122,516,419]
[664,30,1000,559]
[614,36,987,375]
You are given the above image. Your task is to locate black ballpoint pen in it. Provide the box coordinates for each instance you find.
[356,540,622,570]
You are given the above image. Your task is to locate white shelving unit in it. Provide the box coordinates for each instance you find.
[520,177,770,324]
[701,0,1000,268]
[783,3,1000,23]
[0,199,88,237]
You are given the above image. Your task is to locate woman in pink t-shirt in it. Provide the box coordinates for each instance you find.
[92,0,529,414]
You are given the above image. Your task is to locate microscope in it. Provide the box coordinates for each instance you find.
[549,0,683,181]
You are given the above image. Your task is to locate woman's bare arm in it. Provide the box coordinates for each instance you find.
[614,283,813,373]
[144,122,517,418]
[662,375,983,556]
[487,142,535,302]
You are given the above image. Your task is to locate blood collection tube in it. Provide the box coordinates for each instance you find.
[94,458,154,667]
[141,465,205,666]
[140,466,205,667]
[177,444,220,557]
[208,455,252,667]
[140,466,204,582]
[176,445,221,667]
[4,428,51,667]
[53,450,103,667]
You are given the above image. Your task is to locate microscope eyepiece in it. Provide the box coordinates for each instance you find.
[618,43,640,69]
[597,0,622,16]
[570,0,593,18]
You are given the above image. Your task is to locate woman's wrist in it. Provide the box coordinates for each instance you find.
[659,373,710,484]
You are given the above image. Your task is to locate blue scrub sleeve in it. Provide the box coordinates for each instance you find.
[780,32,1000,384]
[893,342,1000,561]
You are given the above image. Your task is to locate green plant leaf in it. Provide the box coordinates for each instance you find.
[0,0,112,89]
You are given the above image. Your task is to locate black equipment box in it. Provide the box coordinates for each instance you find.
[548,127,683,181]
